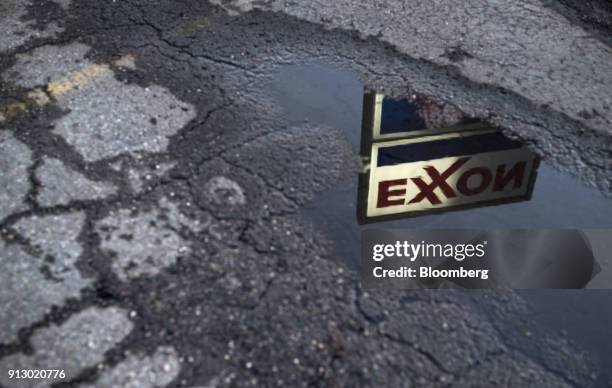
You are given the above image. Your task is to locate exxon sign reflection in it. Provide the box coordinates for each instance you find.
[357,129,540,224]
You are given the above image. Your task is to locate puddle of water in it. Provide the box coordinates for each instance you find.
[268,62,364,148]
[267,61,612,384]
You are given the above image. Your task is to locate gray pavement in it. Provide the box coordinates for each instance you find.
[0,0,611,387]
[0,132,31,221]
[37,157,117,207]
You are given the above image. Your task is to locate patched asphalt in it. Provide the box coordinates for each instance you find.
[0,0,611,387]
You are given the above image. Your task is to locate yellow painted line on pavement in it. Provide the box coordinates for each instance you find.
[46,63,113,98]
[0,101,28,123]
[0,54,135,124]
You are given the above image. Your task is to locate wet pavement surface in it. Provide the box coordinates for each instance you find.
[1,0,611,387]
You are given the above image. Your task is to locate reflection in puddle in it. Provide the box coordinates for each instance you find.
[364,90,486,142]
[267,61,612,383]
[358,102,539,224]
[267,61,612,257]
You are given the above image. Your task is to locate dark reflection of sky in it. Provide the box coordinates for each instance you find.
[376,132,522,166]
[268,61,612,385]
[379,96,426,134]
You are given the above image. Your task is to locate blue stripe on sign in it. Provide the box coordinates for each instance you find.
[377,132,523,167]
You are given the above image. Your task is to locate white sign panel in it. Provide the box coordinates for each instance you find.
[357,130,540,223]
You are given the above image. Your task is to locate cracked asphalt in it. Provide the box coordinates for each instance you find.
[0,0,611,387]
